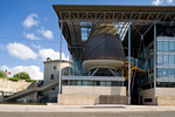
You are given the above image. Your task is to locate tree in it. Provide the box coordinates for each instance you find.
[0,70,7,78]
[13,72,31,80]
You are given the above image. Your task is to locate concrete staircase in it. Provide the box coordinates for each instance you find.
[5,80,58,102]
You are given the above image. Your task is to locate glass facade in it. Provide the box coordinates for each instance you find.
[157,36,175,84]
[66,22,175,89]
[81,27,91,41]
[137,41,154,90]
[63,80,124,87]
[135,25,175,89]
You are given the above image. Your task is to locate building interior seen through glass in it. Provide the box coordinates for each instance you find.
[63,80,124,87]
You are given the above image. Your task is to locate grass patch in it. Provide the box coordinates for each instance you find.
[8,77,20,82]
[25,79,35,82]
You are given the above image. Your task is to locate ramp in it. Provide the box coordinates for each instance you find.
[5,80,58,102]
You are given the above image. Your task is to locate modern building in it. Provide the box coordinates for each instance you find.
[53,5,175,105]
[2,5,175,105]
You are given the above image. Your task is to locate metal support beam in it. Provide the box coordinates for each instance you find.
[91,68,99,76]
[128,22,131,105]
[109,68,117,76]
[58,20,63,95]
[153,21,157,105]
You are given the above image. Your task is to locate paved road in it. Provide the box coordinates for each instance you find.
[0,111,175,117]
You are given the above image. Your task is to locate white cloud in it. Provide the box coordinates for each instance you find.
[32,44,42,49]
[22,14,38,28]
[38,48,68,61]
[167,0,173,3]
[6,42,68,62]
[25,33,40,40]
[38,29,54,39]
[0,65,43,80]
[7,42,37,60]
[152,0,163,5]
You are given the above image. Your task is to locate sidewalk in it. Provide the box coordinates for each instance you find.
[0,104,175,112]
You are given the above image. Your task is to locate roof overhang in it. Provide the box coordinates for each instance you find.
[53,5,175,22]
[53,5,175,58]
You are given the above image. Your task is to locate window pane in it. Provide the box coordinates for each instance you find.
[170,69,175,78]
[163,68,169,78]
[157,41,163,51]
[169,55,175,65]
[112,82,118,86]
[157,54,163,65]
[106,82,111,86]
[72,81,77,85]
[157,68,163,78]
[89,81,94,86]
[163,42,169,52]
[169,42,175,51]
[83,81,88,86]
[163,55,169,65]
[100,81,106,86]
[77,81,82,85]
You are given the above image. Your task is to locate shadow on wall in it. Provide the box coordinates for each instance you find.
[94,87,127,104]
[94,95,128,104]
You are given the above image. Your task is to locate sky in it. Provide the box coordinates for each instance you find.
[0,0,174,80]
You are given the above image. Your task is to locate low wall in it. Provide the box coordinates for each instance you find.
[58,86,127,105]
[58,94,99,105]
[139,88,155,105]
[97,95,128,104]
[157,96,175,105]
[156,88,175,97]
[58,94,128,105]
[139,88,175,105]
[62,86,126,96]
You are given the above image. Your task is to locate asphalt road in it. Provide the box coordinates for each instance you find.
[0,111,175,117]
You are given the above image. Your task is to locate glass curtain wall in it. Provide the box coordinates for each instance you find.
[137,41,154,90]
[156,25,175,87]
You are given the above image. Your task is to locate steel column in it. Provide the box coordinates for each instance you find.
[153,21,157,105]
[58,20,63,95]
[128,22,131,105]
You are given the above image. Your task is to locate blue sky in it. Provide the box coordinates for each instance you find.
[0,0,174,80]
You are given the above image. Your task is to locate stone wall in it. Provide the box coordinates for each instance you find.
[0,78,32,92]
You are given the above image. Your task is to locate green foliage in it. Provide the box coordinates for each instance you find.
[13,72,31,80]
[8,77,20,82]
[26,79,35,82]
[0,70,7,78]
